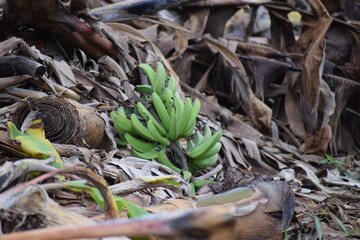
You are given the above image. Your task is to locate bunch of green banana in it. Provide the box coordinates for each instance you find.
[186,125,223,173]
[136,62,201,139]
[110,62,223,178]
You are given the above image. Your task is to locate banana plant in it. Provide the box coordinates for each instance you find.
[110,62,222,184]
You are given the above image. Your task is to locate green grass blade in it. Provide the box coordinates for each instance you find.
[329,212,349,234]
[314,216,322,240]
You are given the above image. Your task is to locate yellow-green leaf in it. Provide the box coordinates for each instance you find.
[7,120,63,169]
[139,175,181,187]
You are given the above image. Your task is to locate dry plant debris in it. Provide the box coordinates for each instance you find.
[0,0,359,239]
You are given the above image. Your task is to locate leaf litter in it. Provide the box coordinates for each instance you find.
[0,0,359,239]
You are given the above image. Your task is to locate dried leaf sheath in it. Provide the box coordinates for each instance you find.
[9,97,110,150]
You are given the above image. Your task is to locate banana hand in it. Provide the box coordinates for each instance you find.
[187,128,223,158]
[192,142,222,160]
[191,153,219,168]
[182,98,201,138]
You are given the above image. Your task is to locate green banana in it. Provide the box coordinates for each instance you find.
[139,63,157,88]
[182,123,195,139]
[191,153,219,168]
[111,112,126,133]
[110,110,133,133]
[131,147,160,160]
[192,142,222,160]
[166,77,177,94]
[147,120,170,146]
[116,106,127,115]
[155,62,166,95]
[187,129,223,158]
[114,107,130,121]
[189,183,196,197]
[151,92,171,131]
[136,85,153,95]
[136,101,152,121]
[193,130,204,146]
[182,98,201,138]
[174,92,183,108]
[186,140,195,152]
[202,125,212,140]
[173,92,184,132]
[157,150,181,174]
[167,106,178,140]
[177,97,192,138]
[130,114,157,142]
[162,87,175,112]
[136,102,167,136]
[124,133,158,153]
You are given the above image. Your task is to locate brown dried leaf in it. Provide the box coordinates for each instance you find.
[204,35,272,131]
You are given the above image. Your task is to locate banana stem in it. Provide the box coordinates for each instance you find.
[169,141,188,171]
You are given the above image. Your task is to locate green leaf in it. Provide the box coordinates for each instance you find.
[314,215,322,240]
[65,180,105,208]
[182,170,192,182]
[189,183,196,197]
[329,212,349,234]
[115,196,149,218]
[114,197,126,213]
[64,180,149,218]
[325,154,333,161]
[332,160,345,166]
[193,178,214,191]
[139,175,180,187]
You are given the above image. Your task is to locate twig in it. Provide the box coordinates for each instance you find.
[193,164,223,181]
